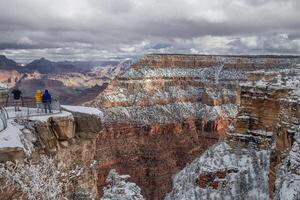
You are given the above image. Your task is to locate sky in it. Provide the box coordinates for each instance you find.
[0,0,300,62]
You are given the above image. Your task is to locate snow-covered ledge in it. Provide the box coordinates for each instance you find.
[61,105,103,118]
[0,108,74,162]
[0,105,103,162]
[61,105,103,139]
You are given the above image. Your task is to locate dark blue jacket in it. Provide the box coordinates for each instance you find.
[42,90,52,103]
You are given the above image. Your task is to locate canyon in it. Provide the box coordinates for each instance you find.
[0,54,300,200]
[0,55,131,105]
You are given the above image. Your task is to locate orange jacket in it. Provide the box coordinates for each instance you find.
[35,90,42,103]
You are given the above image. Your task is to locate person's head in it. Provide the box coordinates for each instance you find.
[36,89,41,94]
[45,89,49,94]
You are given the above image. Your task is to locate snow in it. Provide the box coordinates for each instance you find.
[0,120,24,149]
[279,176,300,200]
[0,156,66,200]
[293,88,300,97]
[62,105,103,117]
[121,66,246,81]
[274,131,300,200]
[165,142,270,200]
[0,81,7,89]
[250,129,273,137]
[101,169,145,200]
[4,107,67,121]
[102,102,238,124]
[0,107,73,154]
[28,111,72,122]
[102,85,206,103]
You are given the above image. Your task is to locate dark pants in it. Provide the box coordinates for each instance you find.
[44,102,52,113]
[14,99,21,111]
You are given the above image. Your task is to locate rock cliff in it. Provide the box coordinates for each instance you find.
[0,108,102,199]
[88,54,300,200]
[166,55,300,199]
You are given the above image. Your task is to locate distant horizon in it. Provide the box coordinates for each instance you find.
[0,0,300,62]
[2,53,300,64]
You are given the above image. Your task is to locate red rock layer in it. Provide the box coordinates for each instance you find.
[96,120,222,199]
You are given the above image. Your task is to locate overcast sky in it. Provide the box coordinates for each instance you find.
[0,0,299,62]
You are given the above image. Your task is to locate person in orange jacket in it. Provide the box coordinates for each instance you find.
[34,89,43,113]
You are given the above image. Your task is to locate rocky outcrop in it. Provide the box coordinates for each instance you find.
[101,169,145,200]
[0,109,102,200]
[166,142,270,200]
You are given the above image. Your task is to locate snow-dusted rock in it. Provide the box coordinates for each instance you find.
[165,142,270,200]
[101,169,145,200]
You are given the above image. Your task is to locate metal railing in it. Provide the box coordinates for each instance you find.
[0,107,8,132]
[4,96,62,119]
[0,95,62,132]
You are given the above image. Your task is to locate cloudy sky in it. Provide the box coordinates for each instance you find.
[0,0,300,62]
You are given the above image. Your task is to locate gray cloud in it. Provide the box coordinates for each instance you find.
[0,0,299,62]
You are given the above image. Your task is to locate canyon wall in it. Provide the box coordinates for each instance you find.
[166,56,300,200]
[88,54,300,200]
[232,68,300,198]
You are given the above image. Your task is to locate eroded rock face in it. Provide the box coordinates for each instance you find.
[0,111,102,200]
[227,62,300,198]
[86,54,300,200]
[166,142,270,200]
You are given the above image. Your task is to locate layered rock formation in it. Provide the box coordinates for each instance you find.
[87,54,300,200]
[167,55,300,199]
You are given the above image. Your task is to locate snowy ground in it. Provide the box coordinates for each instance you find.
[62,105,103,118]
[4,107,62,119]
[0,119,24,149]
[165,142,270,200]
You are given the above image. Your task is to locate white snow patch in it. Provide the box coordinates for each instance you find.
[28,111,73,122]
[62,105,103,117]
[275,132,300,200]
[0,120,24,149]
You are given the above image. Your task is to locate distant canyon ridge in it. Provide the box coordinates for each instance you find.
[0,55,132,105]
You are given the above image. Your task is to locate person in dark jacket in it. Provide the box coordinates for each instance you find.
[11,88,22,111]
[42,89,52,113]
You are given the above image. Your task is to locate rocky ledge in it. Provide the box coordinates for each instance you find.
[0,107,102,199]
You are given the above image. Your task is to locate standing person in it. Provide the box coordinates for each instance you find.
[42,89,52,113]
[11,87,22,112]
[34,90,43,113]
